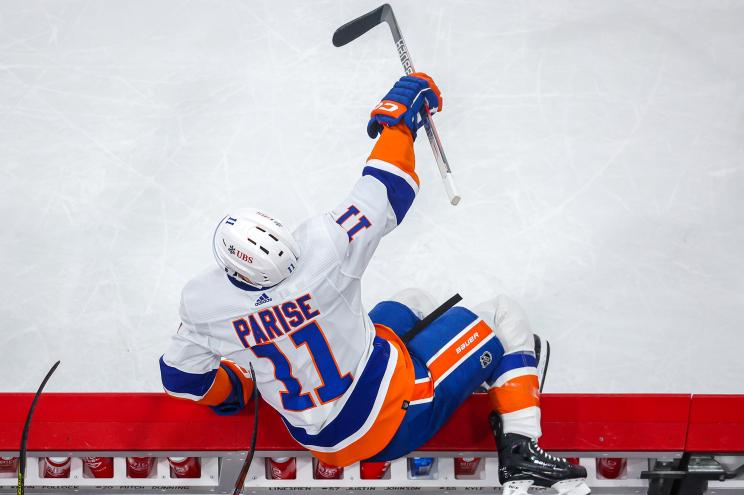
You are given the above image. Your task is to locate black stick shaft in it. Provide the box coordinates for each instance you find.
[402,294,462,344]
[332,4,460,205]
[332,5,386,47]
[379,6,459,205]
[18,361,60,495]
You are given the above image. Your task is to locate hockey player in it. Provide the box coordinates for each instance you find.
[160,73,589,495]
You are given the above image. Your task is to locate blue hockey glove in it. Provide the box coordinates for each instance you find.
[367,72,443,140]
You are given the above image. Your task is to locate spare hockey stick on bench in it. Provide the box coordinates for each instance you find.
[232,364,259,495]
[333,4,461,206]
[402,293,462,344]
[18,361,60,495]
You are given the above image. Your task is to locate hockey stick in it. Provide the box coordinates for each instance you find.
[18,361,60,495]
[232,364,259,495]
[333,4,461,206]
[402,293,462,344]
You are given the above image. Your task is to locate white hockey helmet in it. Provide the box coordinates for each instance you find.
[212,208,300,288]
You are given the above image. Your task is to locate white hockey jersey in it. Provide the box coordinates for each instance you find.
[161,125,420,466]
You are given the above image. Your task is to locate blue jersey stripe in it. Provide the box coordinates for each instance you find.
[159,356,218,398]
[282,336,393,448]
[362,166,416,224]
[494,351,537,378]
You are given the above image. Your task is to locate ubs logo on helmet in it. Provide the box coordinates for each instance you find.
[229,245,253,263]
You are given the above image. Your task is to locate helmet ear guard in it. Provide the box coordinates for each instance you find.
[212,210,300,289]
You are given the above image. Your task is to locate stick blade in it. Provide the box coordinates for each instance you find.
[332,4,390,47]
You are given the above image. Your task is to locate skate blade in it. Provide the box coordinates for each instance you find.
[535,335,550,393]
[501,480,534,495]
[551,479,591,495]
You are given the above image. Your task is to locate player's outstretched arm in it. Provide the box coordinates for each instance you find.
[331,73,442,275]
[159,324,254,416]
[364,72,442,223]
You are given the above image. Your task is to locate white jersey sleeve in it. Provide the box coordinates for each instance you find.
[160,322,221,401]
[331,125,420,278]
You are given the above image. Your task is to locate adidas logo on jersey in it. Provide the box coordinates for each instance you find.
[255,293,272,306]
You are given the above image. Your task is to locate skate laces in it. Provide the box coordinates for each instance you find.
[530,439,561,463]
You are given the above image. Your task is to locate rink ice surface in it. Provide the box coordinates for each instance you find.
[0,1,742,395]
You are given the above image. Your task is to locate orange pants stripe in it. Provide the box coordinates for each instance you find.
[489,374,540,414]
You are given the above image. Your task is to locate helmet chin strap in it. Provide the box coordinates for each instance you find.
[226,273,263,292]
[236,273,259,287]
[221,266,257,286]
[227,271,281,292]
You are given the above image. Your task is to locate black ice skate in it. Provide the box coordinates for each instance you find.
[490,412,590,495]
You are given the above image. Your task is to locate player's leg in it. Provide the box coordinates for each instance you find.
[388,288,438,319]
[368,304,505,461]
[473,295,588,495]
[367,288,437,340]
[472,295,541,438]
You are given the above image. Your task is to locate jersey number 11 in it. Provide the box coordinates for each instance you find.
[251,321,353,411]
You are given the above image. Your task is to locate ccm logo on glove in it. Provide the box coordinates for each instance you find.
[374,101,402,114]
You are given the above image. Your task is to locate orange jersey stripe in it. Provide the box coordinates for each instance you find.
[368,123,419,185]
[311,324,415,467]
[428,320,494,386]
[411,378,434,403]
[489,374,540,414]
